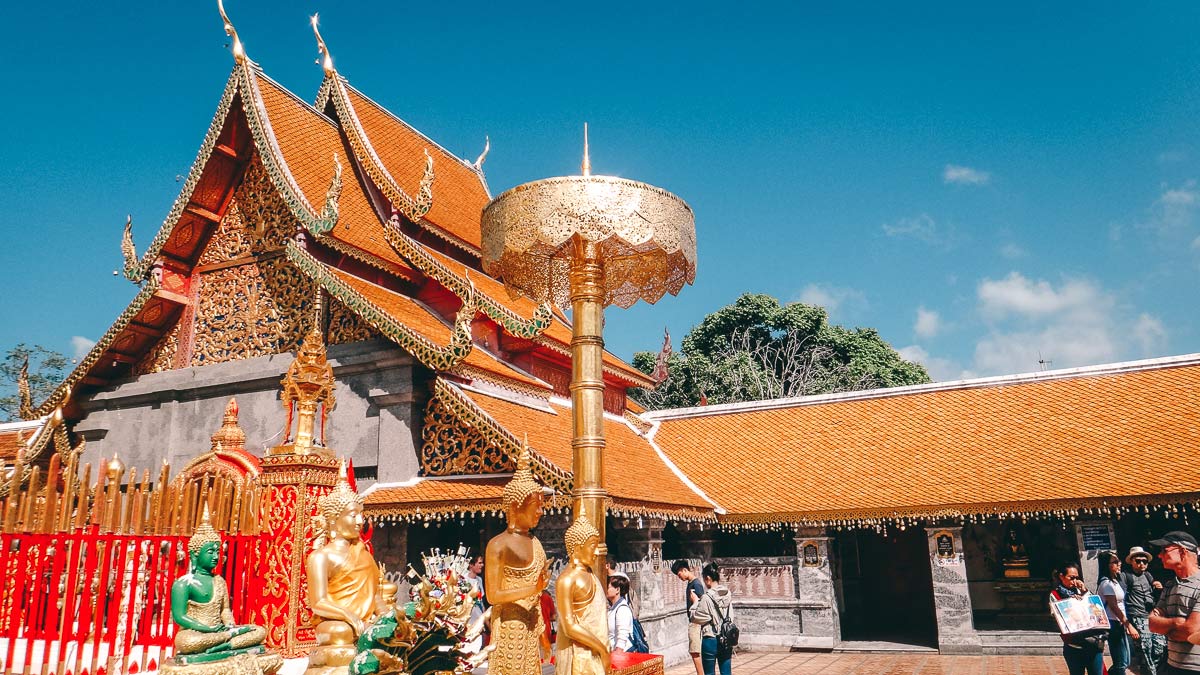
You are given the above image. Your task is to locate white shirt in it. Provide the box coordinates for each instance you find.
[1098,577,1126,622]
[608,597,633,651]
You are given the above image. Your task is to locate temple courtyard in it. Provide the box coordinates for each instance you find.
[663,652,1081,675]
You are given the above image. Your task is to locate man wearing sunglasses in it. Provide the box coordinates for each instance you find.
[1148,531,1200,675]
[1124,547,1166,675]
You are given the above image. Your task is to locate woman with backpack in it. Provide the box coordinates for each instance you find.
[692,562,733,675]
[1098,550,1138,675]
[606,573,634,651]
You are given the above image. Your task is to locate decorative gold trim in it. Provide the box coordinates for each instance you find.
[285,242,474,371]
[430,378,573,492]
[447,362,550,399]
[716,492,1200,531]
[315,234,415,280]
[123,59,343,282]
[622,410,653,435]
[380,215,552,339]
[363,493,713,524]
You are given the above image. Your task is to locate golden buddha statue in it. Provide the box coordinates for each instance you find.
[305,460,380,675]
[554,517,609,675]
[167,505,280,674]
[484,447,550,675]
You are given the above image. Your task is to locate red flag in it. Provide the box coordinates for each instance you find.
[651,327,672,383]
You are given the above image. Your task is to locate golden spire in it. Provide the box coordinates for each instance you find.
[311,14,334,75]
[275,290,335,455]
[211,397,247,452]
[217,0,246,64]
[581,123,591,177]
[17,357,33,421]
[189,503,222,556]
[501,440,542,508]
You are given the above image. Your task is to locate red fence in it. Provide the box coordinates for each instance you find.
[0,529,266,675]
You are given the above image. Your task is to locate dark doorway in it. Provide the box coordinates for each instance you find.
[837,527,937,647]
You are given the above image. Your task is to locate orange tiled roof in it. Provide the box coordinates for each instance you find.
[461,387,713,513]
[647,356,1200,525]
[0,430,25,460]
[345,86,489,252]
[256,76,411,274]
[325,267,548,391]
[415,244,653,387]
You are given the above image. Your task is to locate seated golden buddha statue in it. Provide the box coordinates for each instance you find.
[168,505,280,674]
[305,461,380,675]
[484,447,550,675]
[555,517,609,675]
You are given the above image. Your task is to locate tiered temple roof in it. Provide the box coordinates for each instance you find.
[26,15,1200,532]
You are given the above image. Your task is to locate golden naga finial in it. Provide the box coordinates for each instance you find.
[17,357,33,421]
[311,14,334,74]
[472,136,490,171]
[120,215,138,277]
[217,0,246,64]
[501,440,542,508]
[581,122,591,177]
[189,503,222,556]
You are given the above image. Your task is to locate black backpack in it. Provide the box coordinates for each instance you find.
[709,594,740,653]
[619,603,650,653]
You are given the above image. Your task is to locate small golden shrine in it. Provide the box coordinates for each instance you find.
[273,295,336,457]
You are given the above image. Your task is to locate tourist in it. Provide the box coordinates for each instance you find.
[672,560,707,675]
[1148,531,1200,675]
[1051,562,1106,675]
[1124,546,1166,675]
[607,572,634,651]
[692,562,733,675]
[1099,551,1137,675]
[464,555,486,653]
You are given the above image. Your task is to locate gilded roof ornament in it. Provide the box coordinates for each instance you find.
[17,357,33,421]
[472,136,490,171]
[189,503,222,556]
[310,14,334,75]
[120,215,139,282]
[217,0,246,64]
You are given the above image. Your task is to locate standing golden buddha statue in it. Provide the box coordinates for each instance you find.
[305,460,380,675]
[485,447,551,675]
[555,517,609,675]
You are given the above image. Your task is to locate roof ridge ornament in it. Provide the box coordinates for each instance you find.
[120,215,140,282]
[472,136,490,171]
[217,0,246,64]
[310,14,334,75]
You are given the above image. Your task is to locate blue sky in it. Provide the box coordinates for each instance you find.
[2,2,1199,381]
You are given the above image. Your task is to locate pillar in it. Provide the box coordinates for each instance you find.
[794,526,840,645]
[254,453,340,657]
[1074,520,1115,591]
[925,526,981,654]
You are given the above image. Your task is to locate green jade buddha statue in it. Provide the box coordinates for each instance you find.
[170,505,270,665]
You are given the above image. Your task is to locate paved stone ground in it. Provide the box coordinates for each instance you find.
[663,652,1079,675]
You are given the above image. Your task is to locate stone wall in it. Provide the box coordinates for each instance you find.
[73,338,422,487]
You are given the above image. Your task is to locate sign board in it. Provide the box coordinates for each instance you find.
[935,531,956,558]
[1080,524,1114,551]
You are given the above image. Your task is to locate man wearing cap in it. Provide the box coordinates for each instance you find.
[1126,546,1166,675]
[1149,531,1200,675]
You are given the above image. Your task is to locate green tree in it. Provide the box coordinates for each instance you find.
[630,293,930,410]
[0,344,68,421]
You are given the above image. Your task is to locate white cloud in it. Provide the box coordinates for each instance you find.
[943,164,991,186]
[970,273,1167,376]
[882,213,946,247]
[977,272,1105,320]
[71,336,96,360]
[897,345,965,382]
[1132,314,1167,355]
[796,283,866,318]
[1158,150,1187,165]
[914,306,941,339]
[1142,181,1199,234]
[999,243,1027,259]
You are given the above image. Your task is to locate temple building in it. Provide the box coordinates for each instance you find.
[9,15,1200,662]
